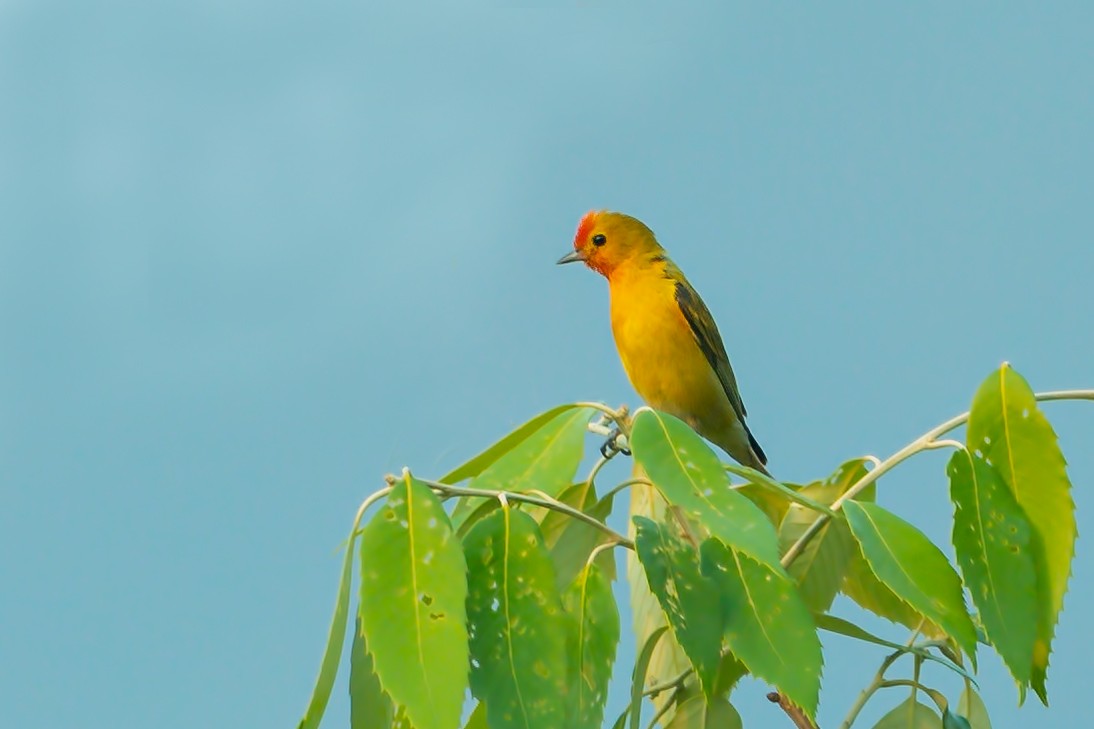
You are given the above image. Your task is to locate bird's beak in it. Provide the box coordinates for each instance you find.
[556,250,586,265]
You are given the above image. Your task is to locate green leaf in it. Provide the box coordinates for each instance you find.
[665,695,744,729]
[843,501,977,663]
[441,404,586,483]
[779,459,869,612]
[628,625,669,729]
[713,653,748,696]
[349,617,393,729]
[450,406,592,528]
[551,491,618,590]
[942,709,973,729]
[541,482,597,547]
[814,614,974,681]
[966,364,1075,702]
[871,697,943,729]
[633,517,725,697]
[957,685,992,729]
[296,495,368,729]
[464,508,568,729]
[700,538,822,717]
[736,481,792,527]
[947,450,1038,686]
[841,543,944,639]
[462,703,488,729]
[359,474,469,729]
[631,409,781,569]
[563,563,620,729]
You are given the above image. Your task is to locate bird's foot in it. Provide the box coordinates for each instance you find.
[599,428,631,460]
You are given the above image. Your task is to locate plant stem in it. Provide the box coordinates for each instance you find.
[767,692,818,729]
[421,479,634,550]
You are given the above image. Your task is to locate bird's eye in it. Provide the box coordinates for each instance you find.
[592,233,607,247]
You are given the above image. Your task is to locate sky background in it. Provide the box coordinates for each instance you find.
[2,3,1092,728]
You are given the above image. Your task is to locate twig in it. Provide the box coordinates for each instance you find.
[420,479,634,550]
[767,692,818,729]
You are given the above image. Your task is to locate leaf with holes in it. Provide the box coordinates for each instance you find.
[463,508,568,729]
[948,450,1038,687]
[957,686,992,729]
[631,409,781,570]
[665,695,744,729]
[700,538,822,717]
[966,364,1074,702]
[633,517,725,698]
[871,697,944,729]
[359,474,468,729]
[349,617,392,729]
[779,458,870,612]
[843,501,977,663]
[563,563,619,729]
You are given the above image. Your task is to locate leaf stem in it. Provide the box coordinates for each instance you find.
[421,479,634,550]
[641,668,693,698]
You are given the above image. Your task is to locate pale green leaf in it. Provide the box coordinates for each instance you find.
[779,459,869,612]
[631,409,781,569]
[462,702,488,729]
[871,697,943,729]
[966,364,1074,702]
[359,474,469,729]
[464,508,568,729]
[450,406,592,528]
[349,617,393,729]
[441,404,586,483]
[947,450,1037,686]
[843,501,977,663]
[563,563,620,729]
[957,685,992,729]
[629,625,669,729]
[665,695,744,729]
[633,517,725,697]
[541,482,596,547]
[701,538,822,717]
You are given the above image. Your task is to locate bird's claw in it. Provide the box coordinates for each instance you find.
[599,428,631,460]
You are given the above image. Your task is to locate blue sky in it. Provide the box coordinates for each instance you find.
[1,3,1092,728]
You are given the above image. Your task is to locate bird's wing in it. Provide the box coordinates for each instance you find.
[671,274,749,423]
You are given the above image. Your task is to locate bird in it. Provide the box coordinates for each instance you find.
[557,210,769,475]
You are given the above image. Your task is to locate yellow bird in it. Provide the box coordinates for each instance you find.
[558,210,769,475]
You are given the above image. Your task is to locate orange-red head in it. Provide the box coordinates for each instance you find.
[557,210,664,278]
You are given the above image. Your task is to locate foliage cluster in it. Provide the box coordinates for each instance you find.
[298,365,1088,729]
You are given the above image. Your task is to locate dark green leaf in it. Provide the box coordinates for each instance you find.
[779,459,869,612]
[633,517,725,697]
[966,364,1074,702]
[701,539,822,717]
[714,653,748,696]
[871,697,943,729]
[349,617,393,729]
[665,695,744,729]
[563,563,620,729]
[943,709,973,729]
[957,686,992,729]
[464,508,568,729]
[360,474,469,729]
[631,410,781,569]
[948,450,1038,686]
[843,501,977,663]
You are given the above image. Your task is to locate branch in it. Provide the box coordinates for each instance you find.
[767,692,818,729]
[781,389,1094,569]
[421,479,634,550]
